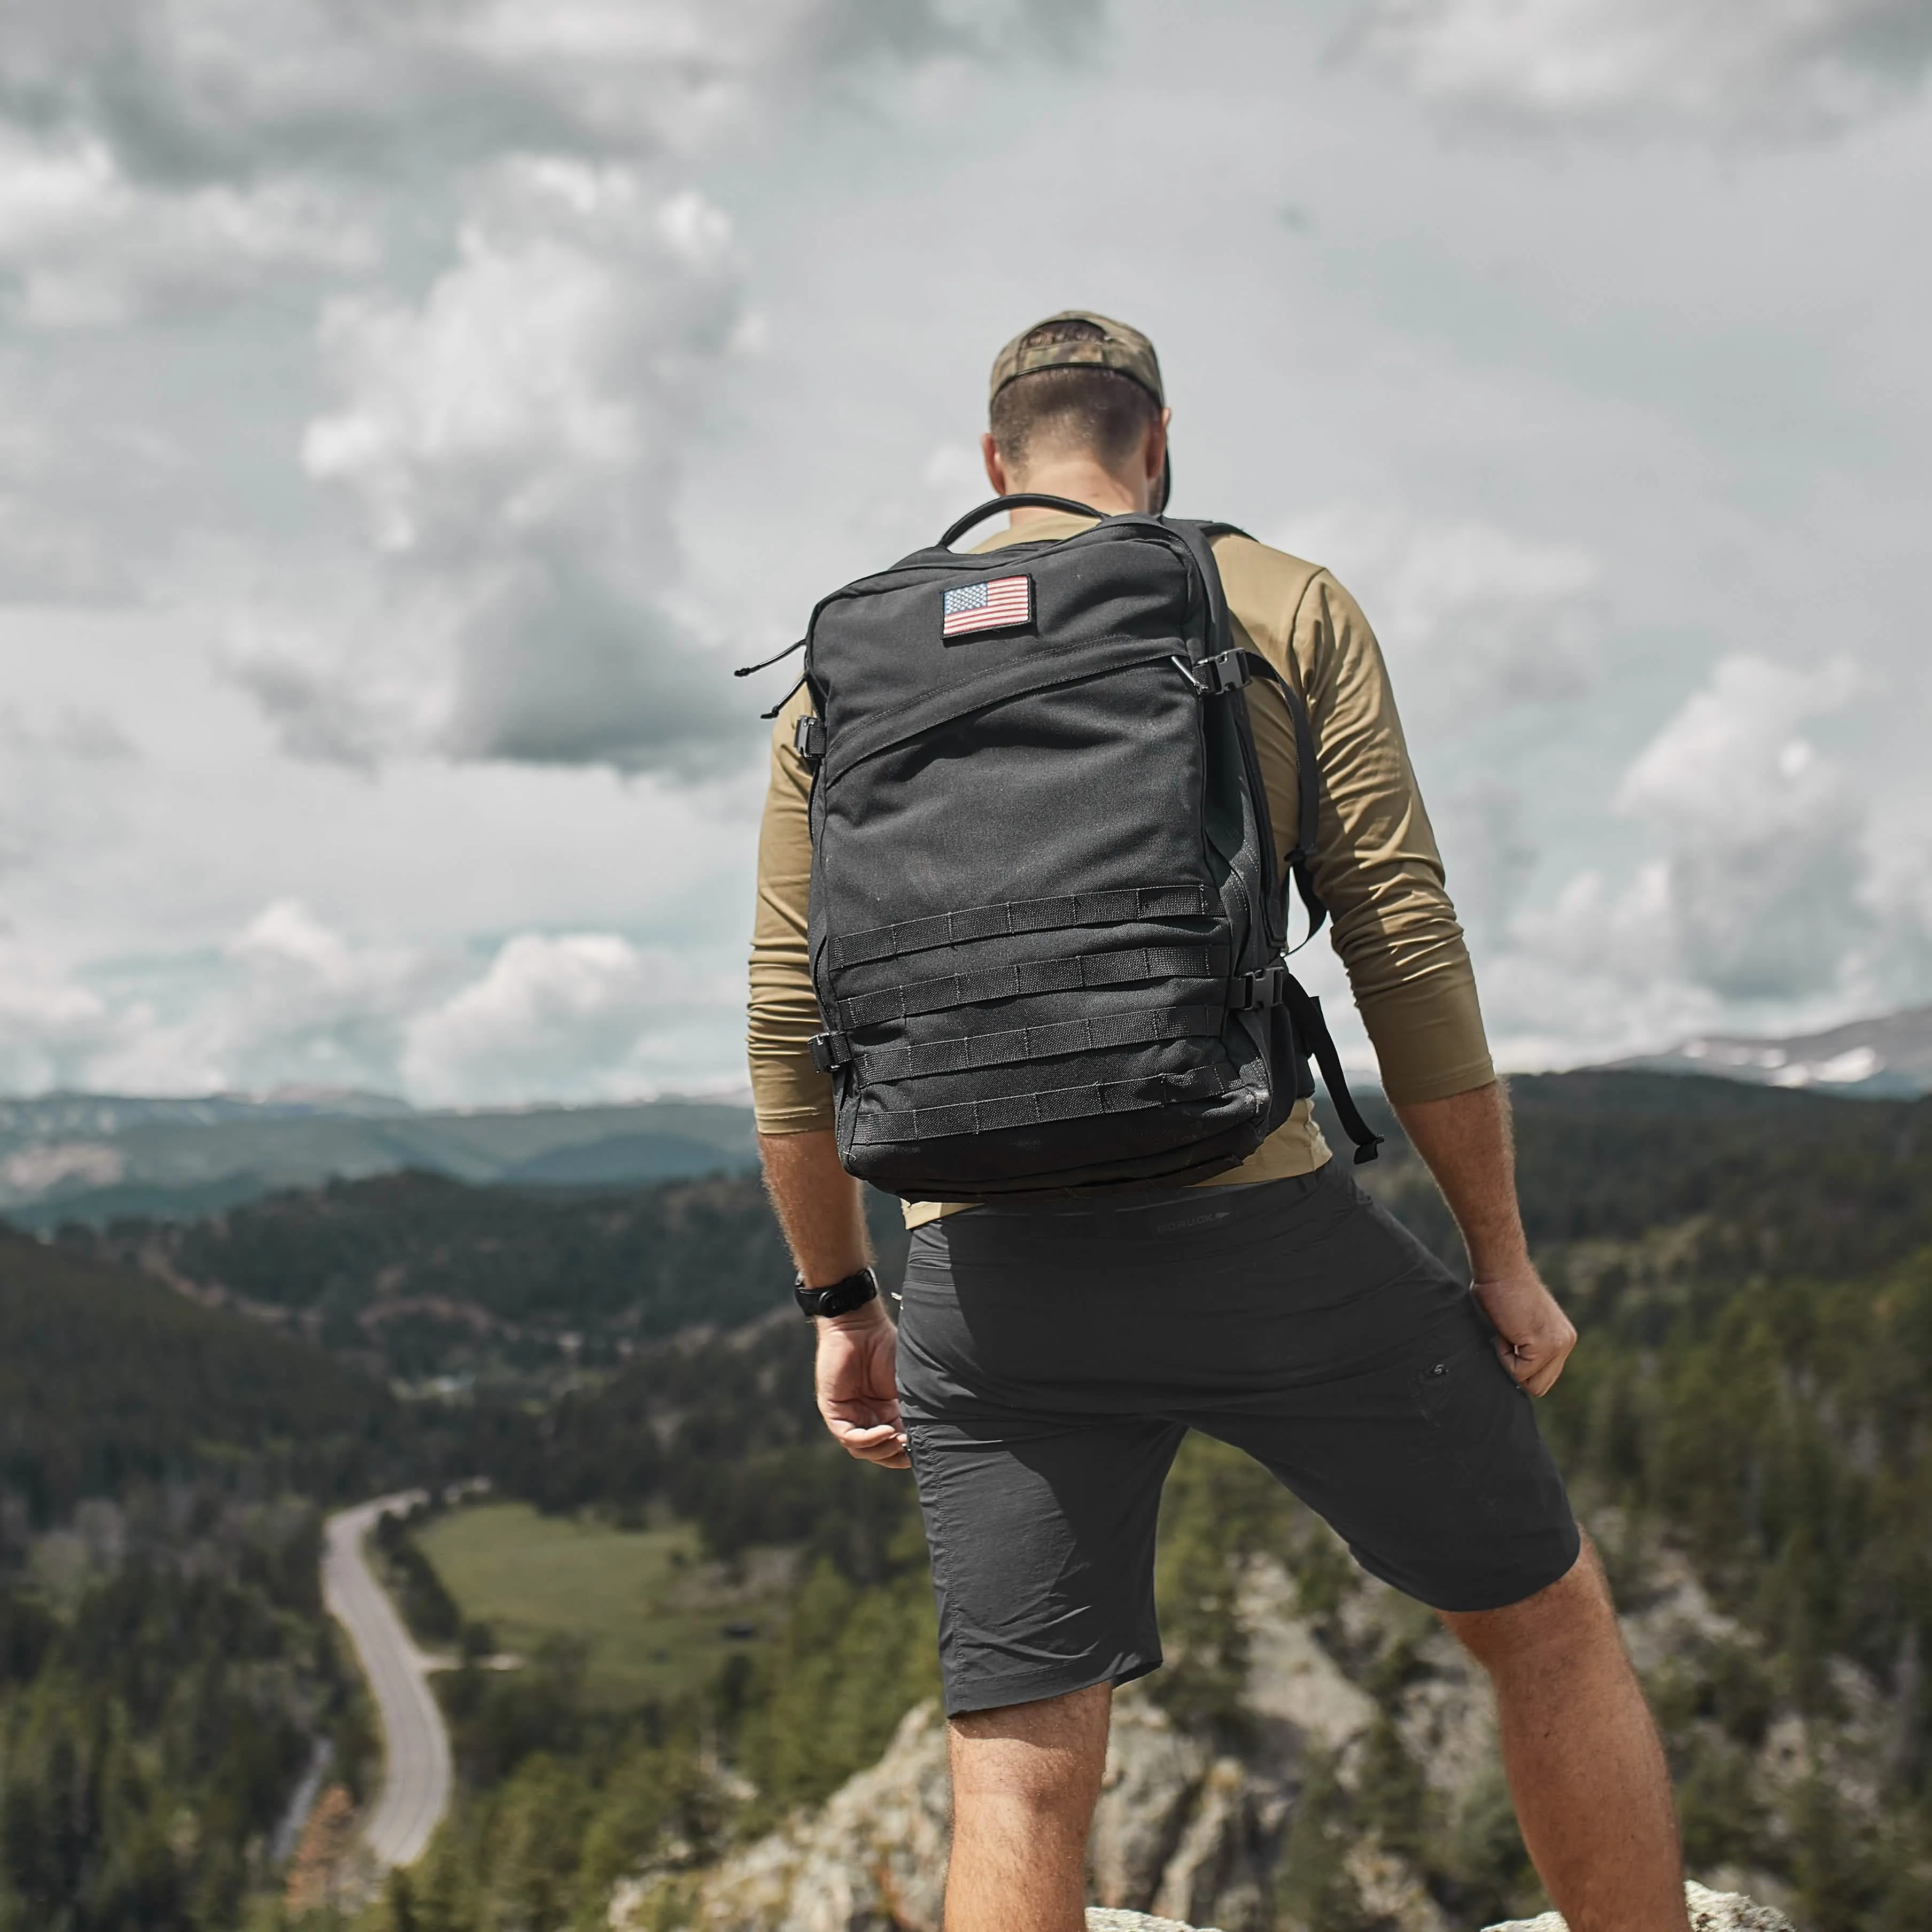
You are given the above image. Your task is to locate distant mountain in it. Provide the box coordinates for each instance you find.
[0,1090,758,1226]
[1603,1002,1932,1098]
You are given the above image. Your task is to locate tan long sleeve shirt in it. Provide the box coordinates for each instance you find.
[747,515,1494,1227]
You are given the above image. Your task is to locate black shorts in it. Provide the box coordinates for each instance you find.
[896,1160,1579,1717]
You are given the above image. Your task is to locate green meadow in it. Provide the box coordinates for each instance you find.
[416,1500,785,1706]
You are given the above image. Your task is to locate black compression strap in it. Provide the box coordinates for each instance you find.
[833,944,1230,1030]
[853,1064,1240,1145]
[831,884,1214,969]
[1286,980,1383,1164]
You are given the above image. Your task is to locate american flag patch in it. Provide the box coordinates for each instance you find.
[942,575,1031,638]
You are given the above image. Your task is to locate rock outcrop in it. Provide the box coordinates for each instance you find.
[607,1695,1790,1932]
[1482,1881,1795,1931]
[609,1698,1292,1932]
[1086,1890,1796,1932]
[606,1531,1813,1932]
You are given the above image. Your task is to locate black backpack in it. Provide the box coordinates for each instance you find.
[744,494,1382,1201]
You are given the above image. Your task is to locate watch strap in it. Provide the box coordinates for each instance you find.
[794,1266,880,1320]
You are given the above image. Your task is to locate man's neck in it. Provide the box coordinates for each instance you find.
[1003,460,1147,524]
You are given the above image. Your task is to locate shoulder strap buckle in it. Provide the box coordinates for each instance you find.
[792,714,826,767]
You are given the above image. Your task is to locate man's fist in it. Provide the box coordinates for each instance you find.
[1471,1262,1578,1399]
[814,1302,910,1469]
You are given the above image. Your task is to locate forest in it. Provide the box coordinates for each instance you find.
[3,1069,1932,1928]
[69,1171,907,1394]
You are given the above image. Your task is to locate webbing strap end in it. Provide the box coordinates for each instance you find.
[808,1030,852,1073]
[1171,649,1254,697]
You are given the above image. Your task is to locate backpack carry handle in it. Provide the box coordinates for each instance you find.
[938,495,1103,549]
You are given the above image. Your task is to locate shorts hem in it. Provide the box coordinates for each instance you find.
[1360,1520,1582,1616]
[942,1651,1161,1720]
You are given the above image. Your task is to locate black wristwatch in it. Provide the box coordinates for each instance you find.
[794,1265,880,1321]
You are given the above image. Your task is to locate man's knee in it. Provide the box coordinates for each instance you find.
[948,1682,1112,1817]
[1439,1533,1621,1678]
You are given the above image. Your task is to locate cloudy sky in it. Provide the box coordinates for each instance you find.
[0,0,1927,1106]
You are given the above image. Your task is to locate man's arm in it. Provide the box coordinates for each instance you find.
[744,700,908,1471]
[759,1129,910,1470]
[1392,1082,1576,1397]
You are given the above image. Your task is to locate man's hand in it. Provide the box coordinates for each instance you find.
[1394,1082,1579,1400]
[756,1130,908,1469]
[1471,1259,1578,1398]
[814,1301,910,1469]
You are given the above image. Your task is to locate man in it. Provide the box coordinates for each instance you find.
[747,312,1687,1932]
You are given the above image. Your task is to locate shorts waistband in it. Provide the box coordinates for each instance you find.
[950,1163,1332,1242]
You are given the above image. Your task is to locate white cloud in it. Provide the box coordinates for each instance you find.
[0,703,137,886]
[0,129,372,327]
[1434,778,1541,942]
[0,2,1096,187]
[0,900,739,1106]
[1475,653,1919,1064]
[1615,653,1864,999]
[1276,505,1600,723]
[2,0,1101,768]
[76,899,445,1096]
[1485,861,1720,1066]
[401,930,734,1106]
[0,946,123,1094]
[230,159,749,772]
[0,384,156,595]
[0,0,1926,1109]
[1362,0,1932,138]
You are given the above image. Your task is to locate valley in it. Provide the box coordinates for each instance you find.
[3,1070,1930,1928]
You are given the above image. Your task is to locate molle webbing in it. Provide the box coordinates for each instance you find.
[850,1064,1239,1146]
[832,943,1231,1030]
[831,884,1214,969]
[818,999,1231,1083]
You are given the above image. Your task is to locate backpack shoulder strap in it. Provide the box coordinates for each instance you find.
[1161,519,1326,945]
[1224,650,1326,946]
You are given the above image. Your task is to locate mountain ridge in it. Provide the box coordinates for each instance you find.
[0,1092,759,1224]
[1603,1002,1932,1098]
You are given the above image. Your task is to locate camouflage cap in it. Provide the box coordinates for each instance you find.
[988,310,1165,409]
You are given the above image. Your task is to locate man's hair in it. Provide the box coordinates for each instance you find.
[989,319,1159,473]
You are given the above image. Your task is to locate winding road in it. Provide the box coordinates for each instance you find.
[322,1493,454,1869]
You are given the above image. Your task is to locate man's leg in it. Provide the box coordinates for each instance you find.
[1440,1538,1687,1932]
[946,1682,1112,1932]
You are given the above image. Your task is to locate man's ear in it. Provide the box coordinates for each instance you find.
[981,432,1011,496]
[1147,409,1171,486]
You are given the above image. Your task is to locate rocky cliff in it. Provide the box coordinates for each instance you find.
[607,1695,1792,1931]
[1092,1895,1793,1932]
[608,1523,1819,1932]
